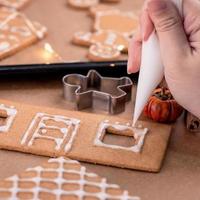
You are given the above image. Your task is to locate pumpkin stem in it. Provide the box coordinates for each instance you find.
[161,87,165,96]
[154,87,173,101]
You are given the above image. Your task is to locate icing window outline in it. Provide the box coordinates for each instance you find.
[21,113,80,152]
[94,121,148,153]
[0,104,17,133]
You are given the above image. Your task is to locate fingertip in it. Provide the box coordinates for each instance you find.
[127,58,140,74]
[142,9,154,41]
[127,29,143,74]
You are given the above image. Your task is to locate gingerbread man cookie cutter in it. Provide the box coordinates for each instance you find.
[62,70,133,114]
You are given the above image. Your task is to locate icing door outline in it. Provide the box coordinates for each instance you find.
[21,113,80,152]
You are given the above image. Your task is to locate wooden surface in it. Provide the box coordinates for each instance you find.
[0,0,200,200]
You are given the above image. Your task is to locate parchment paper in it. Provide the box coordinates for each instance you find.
[0,1,200,200]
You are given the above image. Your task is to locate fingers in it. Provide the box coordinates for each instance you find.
[183,0,200,51]
[127,0,154,74]
[147,0,190,60]
[127,31,142,74]
[141,7,154,41]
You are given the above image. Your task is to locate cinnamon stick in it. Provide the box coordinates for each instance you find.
[185,112,200,132]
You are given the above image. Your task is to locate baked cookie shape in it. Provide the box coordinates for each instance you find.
[0,0,30,9]
[72,30,130,61]
[0,7,47,60]
[68,0,99,9]
[0,99,172,172]
[89,4,118,17]
[93,9,138,36]
[0,157,140,200]
[72,6,138,61]
[67,0,120,9]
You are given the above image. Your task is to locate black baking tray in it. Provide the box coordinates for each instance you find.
[0,60,139,80]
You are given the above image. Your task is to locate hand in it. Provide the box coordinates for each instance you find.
[128,0,200,118]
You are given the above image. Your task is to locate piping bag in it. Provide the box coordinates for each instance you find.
[133,0,183,126]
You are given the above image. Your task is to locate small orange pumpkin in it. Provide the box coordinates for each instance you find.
[144,87,184,123]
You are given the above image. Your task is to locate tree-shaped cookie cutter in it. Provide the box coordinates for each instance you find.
[63,70,133,114]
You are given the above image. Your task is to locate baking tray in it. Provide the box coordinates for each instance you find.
[0,60,139,79]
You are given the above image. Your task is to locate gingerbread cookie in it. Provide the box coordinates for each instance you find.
[73,30,129,61]
[68,0,120,9]
[67,0,99,9]
[94,10,138,36]
[0,7,47,60]
[0,157,140,200]
[0,0,30,9]
[88,43,120,61]
[0,99,171,172]
[89,4,118,17]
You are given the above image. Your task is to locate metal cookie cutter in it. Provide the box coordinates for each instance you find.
[62,70,133,114]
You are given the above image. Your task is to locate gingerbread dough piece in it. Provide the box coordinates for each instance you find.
[88,44,120,61]
[94,10,138,36]
[0,7,47,60]
[0,99,171,172]
[0,157,140,200]
[73,30,129,61]
[0,0,30,9]
[67,0,121,9]
[89,4,118,17]
[67,0,99,9]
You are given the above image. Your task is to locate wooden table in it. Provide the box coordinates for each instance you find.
[0,1,200,200]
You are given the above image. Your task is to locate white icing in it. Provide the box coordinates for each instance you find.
[0,104,17,133]
[20,13,46,39]
[105,32,117,45]
[75,31,92,42]
[21,113,80,153]
[0,0,29,9]
[0,8,46,40]
[8,34,19,41]
[94,120,148,153]
[0,41,10,51]
[0,157,140,200]
[11,26,31,37]
[69,0,98,8]
[89,44,120,59]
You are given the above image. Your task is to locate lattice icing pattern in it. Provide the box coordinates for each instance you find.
[0,7,47,59]
[21,113,80,153]
[0,103,17,133]
[0,157,140,200]
[94,120,148,153]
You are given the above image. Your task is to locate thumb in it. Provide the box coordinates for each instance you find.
[147,0,190,59]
